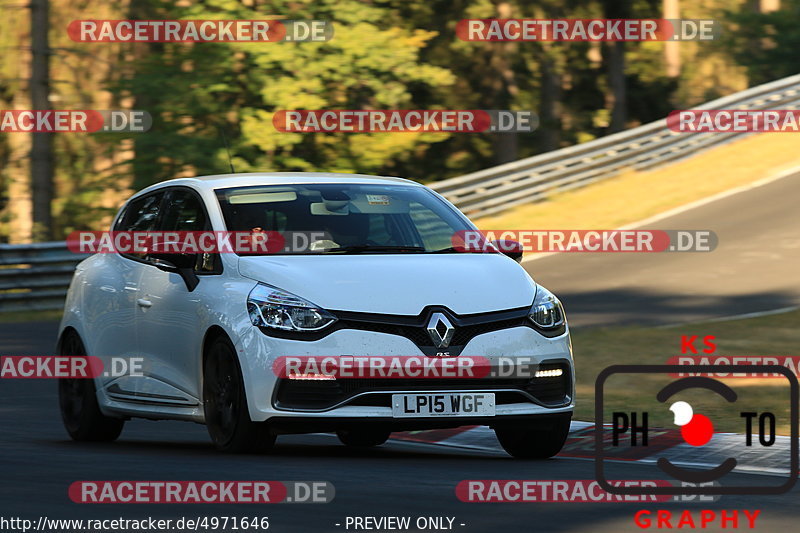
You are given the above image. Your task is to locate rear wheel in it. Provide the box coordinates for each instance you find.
[58,332,124,442]
[203,336,274,453]
[494,413,572,459]
[336,429,391,447]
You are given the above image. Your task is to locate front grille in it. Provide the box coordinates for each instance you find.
[274,362,571,410]
[450,319,524,346]
[331,307,533,356]
[340,321,433,347]
[339,318,527,350]
[256,305,567,350]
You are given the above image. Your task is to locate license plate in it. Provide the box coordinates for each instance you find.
[391,393,495,418]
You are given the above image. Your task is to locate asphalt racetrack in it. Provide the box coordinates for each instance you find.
[0,321,797,532]
[526,170,800,327]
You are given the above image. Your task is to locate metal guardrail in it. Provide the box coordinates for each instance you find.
[0,242,80,312]
[431,74,800,218]
[4,74,800,312]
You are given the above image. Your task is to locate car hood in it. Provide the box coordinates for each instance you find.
[238,254,536,315]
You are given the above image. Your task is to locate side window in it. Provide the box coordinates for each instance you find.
[115,193,164,260]
[116,193,163,232]
[157,188,219,273]
[159,189,208,231]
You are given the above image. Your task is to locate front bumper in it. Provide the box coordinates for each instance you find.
[267,412,573,434]
[234,324,575,425]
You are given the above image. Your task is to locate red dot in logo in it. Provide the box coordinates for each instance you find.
[681,414,714,446]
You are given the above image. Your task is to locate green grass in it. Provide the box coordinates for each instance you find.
[571,309,800,434]
[474,132,800,232]
[0,309,63,323]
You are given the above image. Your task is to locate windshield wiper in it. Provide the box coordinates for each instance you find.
[322,245,426,254]
[428,246,466,254]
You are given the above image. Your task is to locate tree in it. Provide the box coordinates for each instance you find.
[110,0,455,187]
[30,0,54,240]
[722,0,800,84]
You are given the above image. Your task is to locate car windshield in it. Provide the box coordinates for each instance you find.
[215,183,476,255]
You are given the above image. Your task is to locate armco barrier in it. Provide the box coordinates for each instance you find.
[431,74,800,218]
[0,242,80,312]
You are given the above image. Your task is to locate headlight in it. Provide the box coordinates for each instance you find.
[528,284,565,330]
[247,283,337,332]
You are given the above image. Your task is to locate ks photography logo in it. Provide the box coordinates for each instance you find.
[594,365,798,496]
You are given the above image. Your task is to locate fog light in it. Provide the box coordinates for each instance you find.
[534,368,563,378]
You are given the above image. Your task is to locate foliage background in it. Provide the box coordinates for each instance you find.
[0,0,793,240]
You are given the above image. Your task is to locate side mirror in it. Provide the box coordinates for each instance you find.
[150,251,196,269]
[151,257,200,292]
[492,239,523,262]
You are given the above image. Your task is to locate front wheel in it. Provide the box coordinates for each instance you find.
[58,332,124,442]
[203,337,274,453]
[494,413,572,459]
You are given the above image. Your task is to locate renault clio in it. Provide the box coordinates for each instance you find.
[57,173,574,458]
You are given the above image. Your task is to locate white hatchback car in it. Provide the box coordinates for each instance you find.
[58,172,574,458]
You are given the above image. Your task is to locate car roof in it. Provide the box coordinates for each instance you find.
[132,172,423,198]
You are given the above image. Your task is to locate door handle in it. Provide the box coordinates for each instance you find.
[136,298,153,308]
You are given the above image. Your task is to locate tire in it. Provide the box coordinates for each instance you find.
[494,413,572,459]
[58,332,124,442]
[203,336,275,453]
[336,429,391,447]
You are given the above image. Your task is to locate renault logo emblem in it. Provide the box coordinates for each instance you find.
[427,312,455,348]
